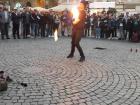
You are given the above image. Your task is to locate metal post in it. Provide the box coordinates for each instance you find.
[123,3,124,11]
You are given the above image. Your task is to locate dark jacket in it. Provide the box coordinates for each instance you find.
[40,14,46,25]
[47,14,54,26]
[11,12,21,24]
[0,11,11,23]
[132,19,140,32]
[22,12,31,24]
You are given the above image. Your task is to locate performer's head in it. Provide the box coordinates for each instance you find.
[78,3,85,11]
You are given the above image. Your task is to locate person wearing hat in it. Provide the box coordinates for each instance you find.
[67,3,86,62]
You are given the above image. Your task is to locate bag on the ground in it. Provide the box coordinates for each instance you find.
[132,32,139,42]
[0,79,8,91]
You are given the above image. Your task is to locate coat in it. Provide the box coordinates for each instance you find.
[0,11,10,24]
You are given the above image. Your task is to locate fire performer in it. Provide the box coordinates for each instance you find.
[67,3,86,62]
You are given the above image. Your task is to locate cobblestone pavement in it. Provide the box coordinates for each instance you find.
[0,38,140,105]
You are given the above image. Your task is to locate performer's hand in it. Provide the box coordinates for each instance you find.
[73,18,80,25]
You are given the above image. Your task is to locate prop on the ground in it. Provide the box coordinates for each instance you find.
[0,71,8,91]
[0,71,27,92]
[130,48,138,53]
[17,82,27,87]
[0,79,7,91]
[94,47,107,50]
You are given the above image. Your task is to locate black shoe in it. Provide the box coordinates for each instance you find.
[79,57,85,62]
[67,54,74,58]
[6,76,13,82]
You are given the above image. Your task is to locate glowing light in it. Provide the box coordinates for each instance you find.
[72,6,79,20]
[54,30,58,42]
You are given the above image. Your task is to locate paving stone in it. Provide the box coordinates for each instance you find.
[0,38,140,105]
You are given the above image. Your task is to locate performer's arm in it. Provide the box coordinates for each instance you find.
[73,18,80,24]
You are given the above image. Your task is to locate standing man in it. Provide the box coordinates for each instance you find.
[47,10,54,37]
[11,9,21,39]
[67,3,86,62]
[0,8,10,40]
[22,8,31,39]
[0,6,4,39]
[40,11,46,38]
[31,10,40,38]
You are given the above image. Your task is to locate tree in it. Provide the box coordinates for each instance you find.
[36,0,45,7]
[26,1,32,7]
[107,8,117,15]
[46,0,58,8]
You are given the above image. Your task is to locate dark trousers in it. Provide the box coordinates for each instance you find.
[13,23,20,39]
[40,24,46,37]
[108,28,114,37]
[69,28,85,57]
[47,24,54,36]
[23,23,30,38]
[124,29,127,40]
[0,23,4,39]
[84,27,90,37]
[34,23,39,38]
[1,23,9,39]
[54,23,59,31]
[129,30,133,41]
[101,28,107,38]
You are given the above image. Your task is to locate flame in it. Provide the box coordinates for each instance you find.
[72,6,79,20]
[54,30,58,42]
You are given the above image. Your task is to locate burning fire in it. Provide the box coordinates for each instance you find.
[72,6,79,19]
[71,6,80,24]
[54,30,58,42]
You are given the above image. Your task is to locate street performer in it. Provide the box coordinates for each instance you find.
[67,3,86,62]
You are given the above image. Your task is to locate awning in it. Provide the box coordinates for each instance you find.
[32,7,47,11]
[47,4,77,11]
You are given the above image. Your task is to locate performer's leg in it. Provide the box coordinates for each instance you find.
[75,30,85,62]
[67,29,76,58]
[76,44,85,58]
[67,43,75,58]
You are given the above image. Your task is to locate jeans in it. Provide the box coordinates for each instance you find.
[31,23,35,36]
[34,23,39,38]
[95,28,101,39]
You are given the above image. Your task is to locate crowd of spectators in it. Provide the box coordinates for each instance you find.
[85,11,140,42]
[0,6,140,42]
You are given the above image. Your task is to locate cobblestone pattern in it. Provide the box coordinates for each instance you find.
[0,38,140,105]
